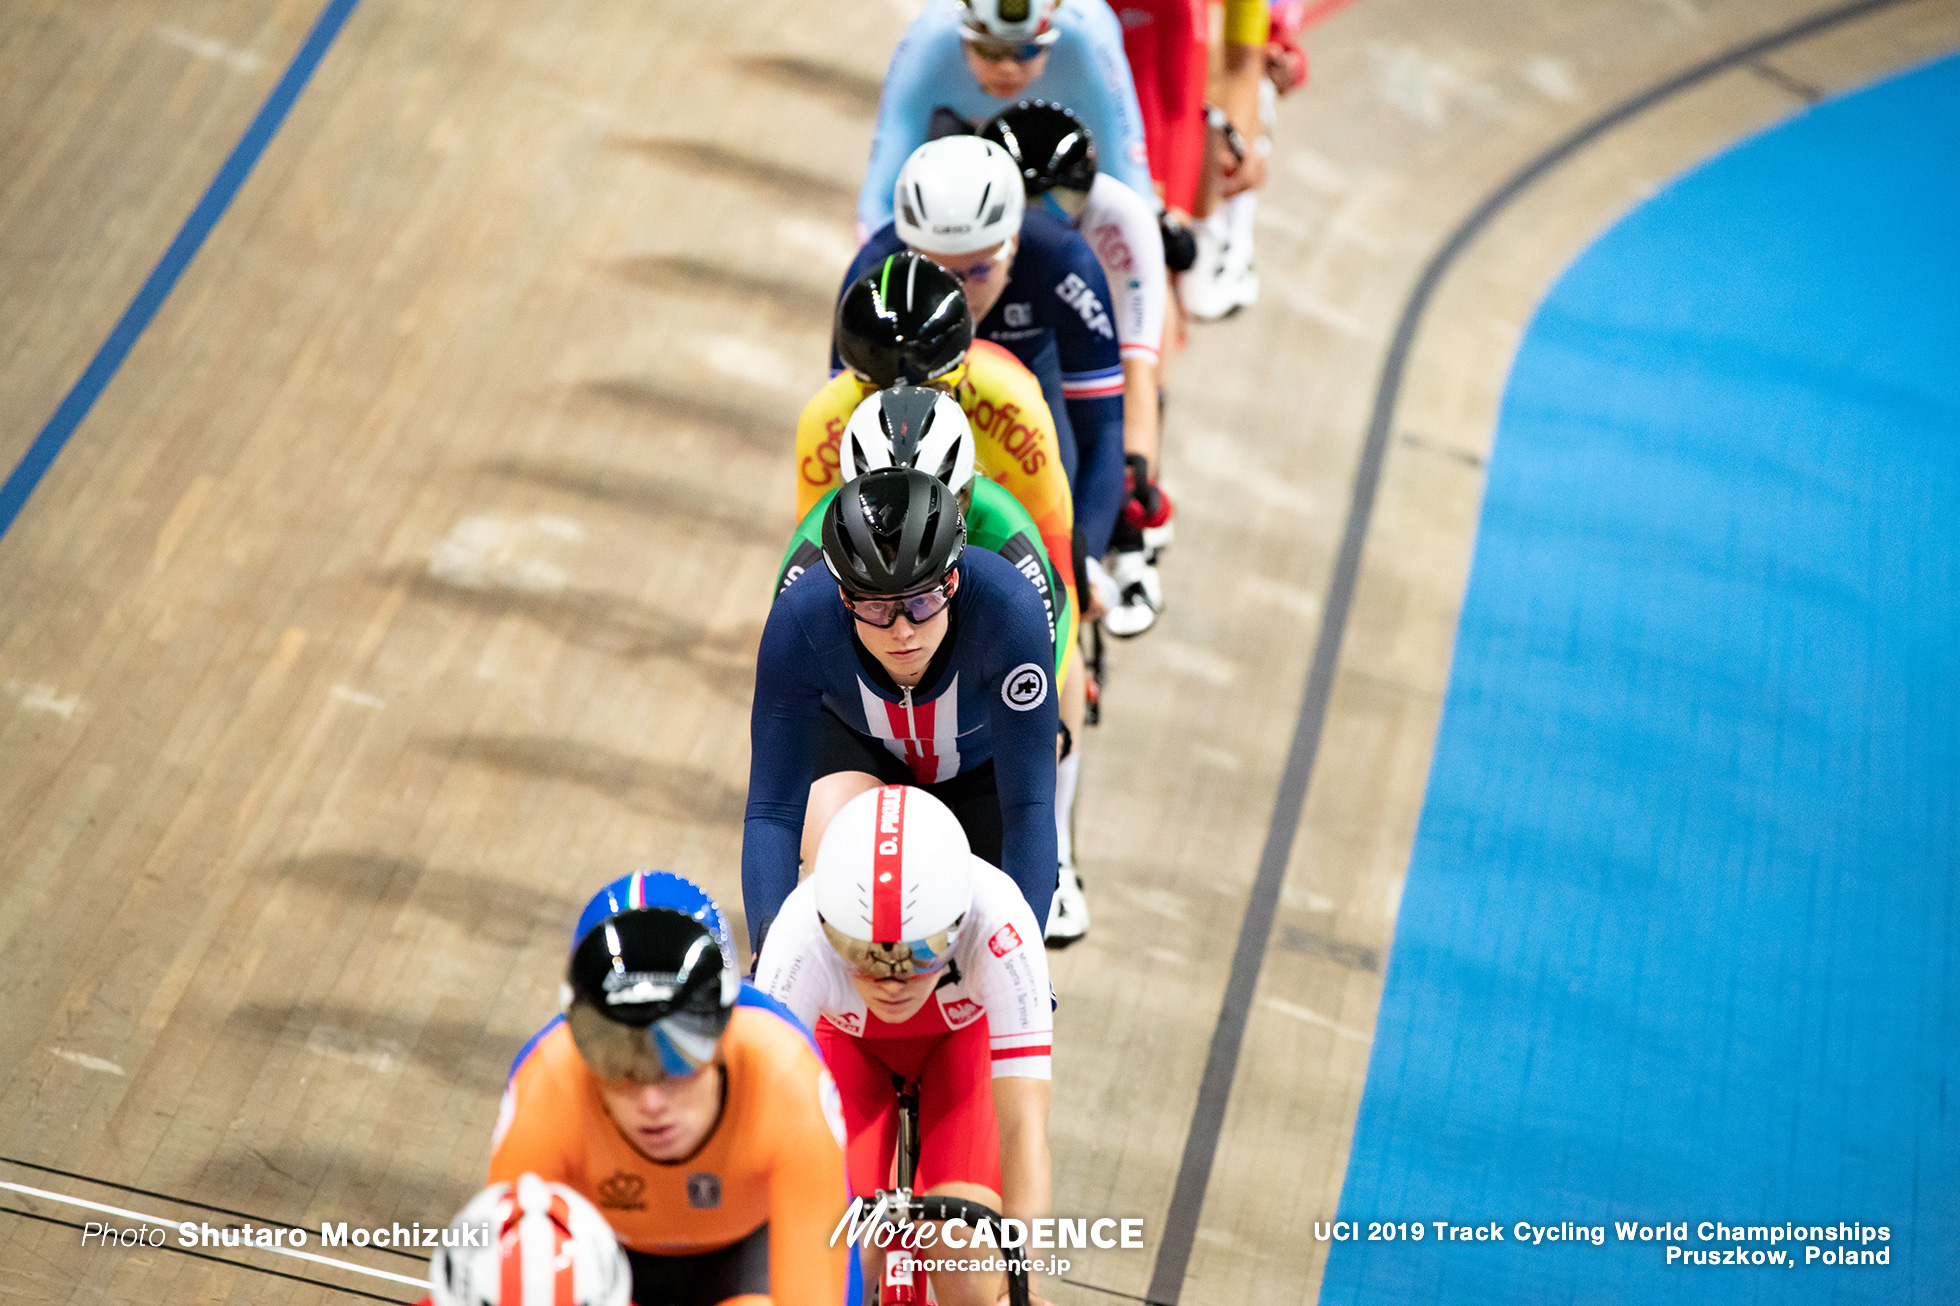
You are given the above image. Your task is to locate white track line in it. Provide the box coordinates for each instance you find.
[0,1180,426,1290]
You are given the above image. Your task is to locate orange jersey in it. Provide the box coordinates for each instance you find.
[794,341,1078,617]
[491,1008,850,1306]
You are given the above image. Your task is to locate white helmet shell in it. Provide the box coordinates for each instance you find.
[430,1176,632,1306]
[814,786,973,978]
[894,137,1027,256]
[963,0,1064,43]
[842,386,977,495]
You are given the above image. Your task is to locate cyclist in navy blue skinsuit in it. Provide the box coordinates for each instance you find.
[832,136,1128,566]
[742,467,1059,950]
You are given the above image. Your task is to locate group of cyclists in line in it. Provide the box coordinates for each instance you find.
[409,0,1313,1302]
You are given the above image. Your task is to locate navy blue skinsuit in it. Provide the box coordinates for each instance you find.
[741,548,1060,945]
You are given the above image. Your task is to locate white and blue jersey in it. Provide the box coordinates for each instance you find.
[859,0,1154,239]
[742,550,1060,941]
[836,207,1129,558]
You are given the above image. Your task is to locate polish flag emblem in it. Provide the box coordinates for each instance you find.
[988,924,1023,957]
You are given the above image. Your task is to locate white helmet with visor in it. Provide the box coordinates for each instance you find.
[814,785,973,980]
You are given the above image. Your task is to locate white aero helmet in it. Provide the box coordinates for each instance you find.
[893,137,1027,256]
[430,1175,632,1306]
[842,386,977,495]
[963,0,1064,44]
[814,785,974,979]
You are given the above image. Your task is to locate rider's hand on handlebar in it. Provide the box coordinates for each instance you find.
[1083,556,1118,623]
[1220,145,1268,196]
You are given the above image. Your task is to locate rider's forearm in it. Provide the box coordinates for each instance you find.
[1067,398,1128,559]
[999,1127,1051,1228]
[1218,43,1266,144]
[993,1077,1053,1227]
[1216,44,1271,197]
[1121,358,1160,471]
[742,622,825,946]
[994,1076,1052,1299]
[996,786,1059,933]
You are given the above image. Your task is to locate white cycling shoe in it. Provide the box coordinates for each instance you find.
[1182,205,1259,322]
[1102,550,1163,637]
[1045,867,1090,947]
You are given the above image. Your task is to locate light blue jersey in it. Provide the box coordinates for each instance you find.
[859,0,1154,237]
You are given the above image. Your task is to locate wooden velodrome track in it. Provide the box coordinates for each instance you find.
[2,0,1956,1301]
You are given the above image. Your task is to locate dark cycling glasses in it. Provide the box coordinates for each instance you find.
[842,582,953,629]
[565,1002,720,1085]
[939,244,1012,286]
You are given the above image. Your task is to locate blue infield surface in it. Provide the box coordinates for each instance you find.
[1318,52,1960,1306]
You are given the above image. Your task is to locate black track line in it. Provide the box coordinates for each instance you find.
[0,1206,416,1304]
[1144,0,1928,1300]
[1053,1274,1172,1304]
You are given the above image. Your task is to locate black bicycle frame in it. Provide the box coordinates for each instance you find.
[881,1075,1031,1306]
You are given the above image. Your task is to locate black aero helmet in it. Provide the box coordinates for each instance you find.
[564,908,736,1082]
[981,101,1098,198]
[835,252,973,388]
[821,467,966,597]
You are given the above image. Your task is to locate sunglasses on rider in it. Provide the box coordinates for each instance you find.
[958,26,1058,62]
[841,579,954,628]
[930,242,1011,287]
[822,918,961,981]
[565,1000,721,1085]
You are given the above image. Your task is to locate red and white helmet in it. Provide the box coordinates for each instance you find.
[429,1175,632,1306]
[814,785,973,979]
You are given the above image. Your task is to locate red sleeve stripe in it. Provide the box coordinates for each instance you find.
[991,1044,1052,1060]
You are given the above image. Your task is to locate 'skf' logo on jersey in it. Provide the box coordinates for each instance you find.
[1055,273,1114,339]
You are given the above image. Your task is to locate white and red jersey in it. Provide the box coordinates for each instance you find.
[857,676,968,784]
[1076,174,1167,364]
[756,859,1054,1080]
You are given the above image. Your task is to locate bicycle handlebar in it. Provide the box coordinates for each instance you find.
[881,1077,1032,1306]
[880,1192,1033,1306]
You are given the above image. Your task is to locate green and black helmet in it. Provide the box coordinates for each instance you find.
[835,252,973,388]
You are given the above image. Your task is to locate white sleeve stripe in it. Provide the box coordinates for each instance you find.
[991,1030,1052,1047]
[990,1055,1052,1080]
